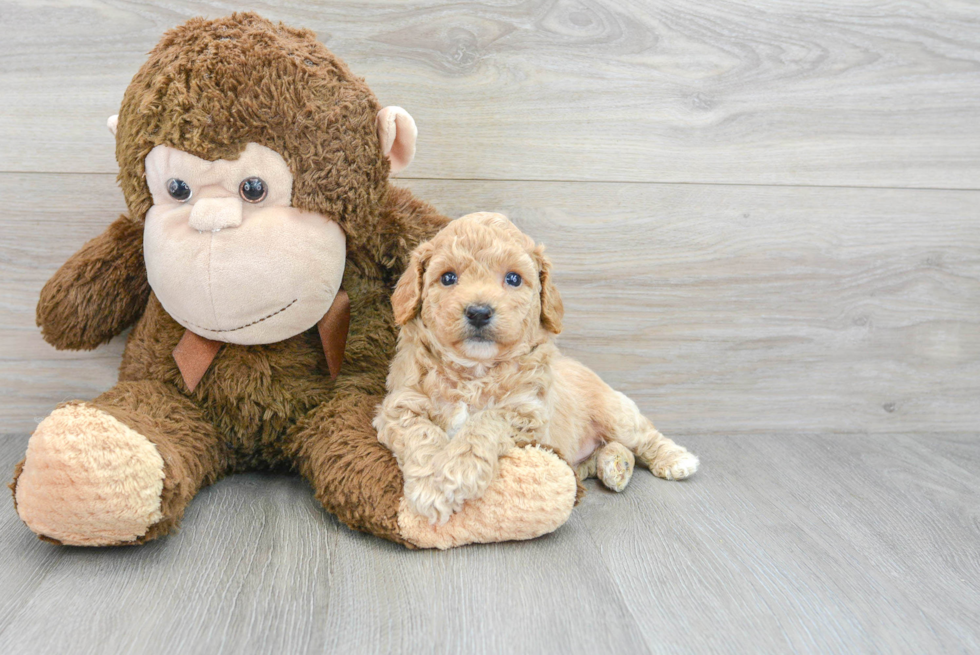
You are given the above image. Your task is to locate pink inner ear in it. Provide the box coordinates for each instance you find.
[376,106,417,174]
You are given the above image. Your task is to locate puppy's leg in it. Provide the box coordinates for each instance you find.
[428,409,517,516]
[574,450,599,482]
[374,391,453,524]
[600,390,699,481]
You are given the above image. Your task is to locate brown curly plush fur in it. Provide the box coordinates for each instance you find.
[19,13,450,545]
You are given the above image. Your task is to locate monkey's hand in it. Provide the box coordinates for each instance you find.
[37,214,149,350]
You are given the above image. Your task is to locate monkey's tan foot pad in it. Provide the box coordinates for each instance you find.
[647,448,700,481]
[13,404,165,546]
[596,443,635,493]
[397,444,577,549]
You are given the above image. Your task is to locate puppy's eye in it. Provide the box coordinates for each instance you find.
[505,272,523,287]
[167,178,192,202]
[239,177,267,203]
[440,272,458,286]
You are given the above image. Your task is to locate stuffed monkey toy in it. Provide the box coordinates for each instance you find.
[11,13,578,549]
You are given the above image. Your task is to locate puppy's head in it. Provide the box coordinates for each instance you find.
[392,212,563,361]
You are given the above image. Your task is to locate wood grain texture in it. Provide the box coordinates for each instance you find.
[575,433,980,654]
[1,1,980,188]
[1,433,977,654]
[2,173,977,436]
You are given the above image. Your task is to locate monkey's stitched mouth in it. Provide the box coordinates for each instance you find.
[176,298,299,333]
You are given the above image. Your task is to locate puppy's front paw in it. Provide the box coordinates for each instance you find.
[403,475,455,525]
[650,449,699,480]
[429,440,496,514]
[396,444,577,549]
[435,454,495,510]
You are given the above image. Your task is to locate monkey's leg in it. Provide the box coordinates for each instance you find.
[287,389,578,549]
[12,380,230,546]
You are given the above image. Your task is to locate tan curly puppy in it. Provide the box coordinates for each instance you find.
[375,212,699,524]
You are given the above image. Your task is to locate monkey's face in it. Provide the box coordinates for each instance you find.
[143,143,346,345]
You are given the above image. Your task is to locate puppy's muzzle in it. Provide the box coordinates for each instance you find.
[464,304,494,329]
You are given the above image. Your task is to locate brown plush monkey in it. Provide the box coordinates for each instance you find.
[11,13,578,549]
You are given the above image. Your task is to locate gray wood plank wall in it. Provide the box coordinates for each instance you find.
[1,0,978,435]
[4,1,980,188]
[3,174,979,435]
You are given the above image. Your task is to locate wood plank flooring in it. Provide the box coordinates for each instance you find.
[0,433,977,654]
[1,1,978,653]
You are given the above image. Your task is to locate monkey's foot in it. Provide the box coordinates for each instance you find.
[396,444,577,549]
[596,442,635,492]
[12,404,165,546]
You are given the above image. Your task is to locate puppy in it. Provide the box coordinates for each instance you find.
[375,212,698,524]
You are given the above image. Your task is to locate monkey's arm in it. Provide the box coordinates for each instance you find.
[36,214,150,350]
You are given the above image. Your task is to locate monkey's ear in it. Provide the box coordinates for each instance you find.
[391,241,433,325]
[533,246,564,334]
[107,114,118,136]
[376,106,417,174]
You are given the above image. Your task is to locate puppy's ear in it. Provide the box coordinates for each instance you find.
[392,242,433,325]
[534,246,564,334]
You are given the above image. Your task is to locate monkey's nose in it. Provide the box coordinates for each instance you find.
[465,304,494,328]
[188,197,243,232]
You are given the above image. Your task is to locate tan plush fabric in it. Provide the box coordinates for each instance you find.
[396,445,577,549]
[14,404,165,546]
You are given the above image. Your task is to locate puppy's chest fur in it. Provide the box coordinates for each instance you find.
[421,350,553,439]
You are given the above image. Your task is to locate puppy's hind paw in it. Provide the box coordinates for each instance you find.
[650,450,699,481]
[596,442,635,492]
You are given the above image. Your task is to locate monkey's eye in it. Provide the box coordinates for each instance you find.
[505,272,523,287]
[440,272,458,286]
[167,178,192,202]
[239,177,267,203]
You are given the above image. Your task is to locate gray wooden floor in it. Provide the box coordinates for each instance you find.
[2,1,979,653]
[1,433,977,654]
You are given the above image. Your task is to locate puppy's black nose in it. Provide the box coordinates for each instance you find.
[465,304,494,328]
